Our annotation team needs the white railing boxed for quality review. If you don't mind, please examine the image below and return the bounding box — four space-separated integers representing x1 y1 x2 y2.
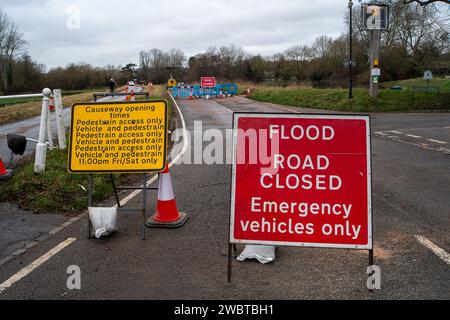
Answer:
0 93 44 100
0 89 67 173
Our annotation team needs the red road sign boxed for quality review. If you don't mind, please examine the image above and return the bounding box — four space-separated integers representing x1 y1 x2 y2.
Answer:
201 77 216 88
230 113 372 250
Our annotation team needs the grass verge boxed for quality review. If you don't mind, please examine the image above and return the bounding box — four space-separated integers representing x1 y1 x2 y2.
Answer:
382 77 450 92
0 88 172 215
248 86 450 112
0 149 126 214
0 86 128 125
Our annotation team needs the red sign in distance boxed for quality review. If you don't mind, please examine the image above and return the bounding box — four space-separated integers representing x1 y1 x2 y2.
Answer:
230 113 372 250
201 77 216 88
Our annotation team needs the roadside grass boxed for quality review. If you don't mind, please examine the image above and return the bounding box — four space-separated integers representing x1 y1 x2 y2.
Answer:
0 90 173 215
0 148 125 214
0 88 108 108
236 82 256 95
248 86 450 112
0 86 128 125
149 84 165 97
0 96 43 107
62 88 109 95
382 77 450 92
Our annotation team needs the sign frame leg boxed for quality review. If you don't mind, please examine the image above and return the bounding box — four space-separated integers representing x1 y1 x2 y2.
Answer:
141 173 147 241
87 174 93 239
110 174 121 208
368 249 375 293
227 243 233 283
368 126 375 292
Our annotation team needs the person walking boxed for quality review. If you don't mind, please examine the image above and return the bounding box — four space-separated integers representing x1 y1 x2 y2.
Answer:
107 78 116 95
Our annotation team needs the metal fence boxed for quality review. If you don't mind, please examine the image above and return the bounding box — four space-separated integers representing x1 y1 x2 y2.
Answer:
169 84 238 99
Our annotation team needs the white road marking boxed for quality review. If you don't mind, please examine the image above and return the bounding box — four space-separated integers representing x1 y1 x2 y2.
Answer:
415 235 450 265
114 91 189 207
389 131 403 135
375 132 450 155
406 126 450 131
0 238 76 294
427 139 448 145
438 147 450 154
211 101 233 113
226 96 301 114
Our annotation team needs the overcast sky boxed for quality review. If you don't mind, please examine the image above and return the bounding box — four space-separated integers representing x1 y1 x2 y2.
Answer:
2 0 349 70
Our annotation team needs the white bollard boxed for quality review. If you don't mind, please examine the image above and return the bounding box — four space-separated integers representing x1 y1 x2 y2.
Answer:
34 88 51 173
46 97 54 150
53 89 66 149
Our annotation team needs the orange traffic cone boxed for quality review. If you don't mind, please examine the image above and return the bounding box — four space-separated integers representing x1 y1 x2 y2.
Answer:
189 90 194 100
0 157 13 181
146 164 189 228
130 92 136 101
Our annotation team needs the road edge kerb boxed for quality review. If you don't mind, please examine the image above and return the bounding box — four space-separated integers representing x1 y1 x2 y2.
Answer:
0 92 186 268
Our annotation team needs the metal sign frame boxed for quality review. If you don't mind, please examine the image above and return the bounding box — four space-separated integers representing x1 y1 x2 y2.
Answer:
227 112 374 283
86 173 158 241
68 100 168 174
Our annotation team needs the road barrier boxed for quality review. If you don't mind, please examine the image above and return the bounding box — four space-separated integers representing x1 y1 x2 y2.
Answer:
169 84 238 99
0 93 43 100
93 92 150 102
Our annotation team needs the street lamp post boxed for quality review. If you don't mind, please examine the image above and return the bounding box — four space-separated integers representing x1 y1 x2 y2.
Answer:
348 0 354 100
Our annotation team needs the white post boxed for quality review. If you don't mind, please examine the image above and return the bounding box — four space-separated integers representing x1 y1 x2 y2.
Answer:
53 89 66 149
46 96 54 150
34 88 52 173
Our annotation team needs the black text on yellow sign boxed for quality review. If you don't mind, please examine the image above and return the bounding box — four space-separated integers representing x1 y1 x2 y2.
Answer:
68 100 168 174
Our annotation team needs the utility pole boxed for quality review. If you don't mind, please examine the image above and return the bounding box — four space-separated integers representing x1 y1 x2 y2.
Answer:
369 30 380 97
348 0 354 99
363 3 389 98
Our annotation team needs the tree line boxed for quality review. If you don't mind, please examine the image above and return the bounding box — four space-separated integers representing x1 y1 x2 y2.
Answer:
0 1 449 94
138 1 449 87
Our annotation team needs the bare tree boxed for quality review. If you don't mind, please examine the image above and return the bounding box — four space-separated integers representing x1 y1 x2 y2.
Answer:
138 48 186 83
168 48 186 69
311 35 333 59
285 45 312 62
0 10 26 93
404 0 450 6
285 45 312 80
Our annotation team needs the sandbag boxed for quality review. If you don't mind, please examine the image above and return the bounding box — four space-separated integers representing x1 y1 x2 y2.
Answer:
237 245 276 264
88 207 118 239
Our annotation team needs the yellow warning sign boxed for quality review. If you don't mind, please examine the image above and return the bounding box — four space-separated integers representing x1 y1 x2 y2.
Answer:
167 78 177 87
68 100 168 173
